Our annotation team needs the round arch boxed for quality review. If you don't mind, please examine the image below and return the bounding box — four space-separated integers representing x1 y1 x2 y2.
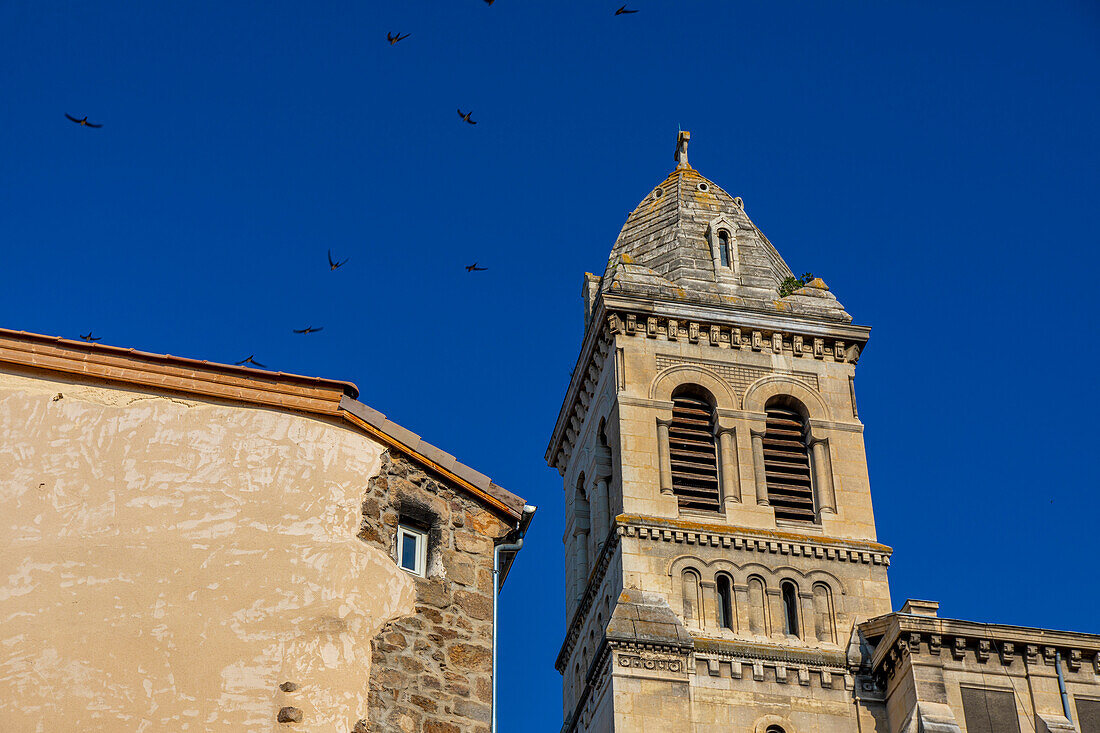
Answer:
649 364 738 409
742 374 830 420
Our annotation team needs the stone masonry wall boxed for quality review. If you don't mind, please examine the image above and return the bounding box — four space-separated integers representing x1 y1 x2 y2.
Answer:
356 451 513 733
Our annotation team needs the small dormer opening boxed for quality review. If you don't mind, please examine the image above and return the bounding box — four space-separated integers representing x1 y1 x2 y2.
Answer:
718 229 732 268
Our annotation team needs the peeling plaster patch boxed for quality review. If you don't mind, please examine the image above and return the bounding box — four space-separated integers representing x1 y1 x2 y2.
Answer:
0 371 417 730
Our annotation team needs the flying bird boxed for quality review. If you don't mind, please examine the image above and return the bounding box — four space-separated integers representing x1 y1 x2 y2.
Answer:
387 32 409 45
615 5 638 14
465 263 488 272
79 332 101 342
293 326 324 334
65 114 103 128
235 355 266 368
457 109 477 125
328 250 348 271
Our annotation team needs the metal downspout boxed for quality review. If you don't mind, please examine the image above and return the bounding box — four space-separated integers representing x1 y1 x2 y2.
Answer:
1055 650 1073 723
492 504 535 733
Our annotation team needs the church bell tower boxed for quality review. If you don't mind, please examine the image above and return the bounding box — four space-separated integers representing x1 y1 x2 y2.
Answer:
547 132 893 732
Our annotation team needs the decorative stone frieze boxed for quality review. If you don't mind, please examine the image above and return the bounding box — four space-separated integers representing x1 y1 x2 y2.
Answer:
617 515 892 566
550 304 866 466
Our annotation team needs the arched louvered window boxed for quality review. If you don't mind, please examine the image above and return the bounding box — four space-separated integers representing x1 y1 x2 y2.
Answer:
669 387 721 511
762 401 815 521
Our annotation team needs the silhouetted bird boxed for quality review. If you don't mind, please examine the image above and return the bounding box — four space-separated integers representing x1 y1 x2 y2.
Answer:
328 250 348 270
65 114 102 128
79 332 101 342
387 32 410 45
615 5 638 14
293 326 324 334
465 263 488 272
457 109 477 125
235 355 266 368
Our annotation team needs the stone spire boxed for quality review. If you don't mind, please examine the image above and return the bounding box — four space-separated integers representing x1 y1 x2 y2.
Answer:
599 132 852 323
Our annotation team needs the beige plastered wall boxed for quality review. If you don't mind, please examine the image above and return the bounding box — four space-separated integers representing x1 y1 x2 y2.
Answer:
0 370 416 732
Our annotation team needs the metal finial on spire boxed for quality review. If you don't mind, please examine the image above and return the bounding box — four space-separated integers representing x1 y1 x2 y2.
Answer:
674 130 691 170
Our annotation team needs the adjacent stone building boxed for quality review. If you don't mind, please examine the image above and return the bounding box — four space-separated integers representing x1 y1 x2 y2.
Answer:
0 328 533 732
546 132 1100 732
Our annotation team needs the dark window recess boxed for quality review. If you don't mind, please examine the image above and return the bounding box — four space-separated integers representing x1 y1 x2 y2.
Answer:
781 582 800 636
1078 698 1100 733
716 575 734 630
669 392 721 511
718 230 731 268
762 405 815 521
960 686 1021 733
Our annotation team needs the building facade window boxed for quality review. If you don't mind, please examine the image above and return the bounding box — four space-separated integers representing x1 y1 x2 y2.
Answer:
668 386 721 512
960 686 1022 733
716 573 735 630
781 581 800 637
762 400 816 522
397 523 428 577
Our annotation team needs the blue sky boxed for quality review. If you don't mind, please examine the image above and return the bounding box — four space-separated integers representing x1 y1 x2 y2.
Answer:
2 0 1098 728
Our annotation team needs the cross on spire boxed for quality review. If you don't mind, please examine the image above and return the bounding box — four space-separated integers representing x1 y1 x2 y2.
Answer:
674 130 691 170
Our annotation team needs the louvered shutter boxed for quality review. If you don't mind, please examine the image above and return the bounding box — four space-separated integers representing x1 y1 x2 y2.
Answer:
668 393 721 511
762 406 815 521
960 687 1021 733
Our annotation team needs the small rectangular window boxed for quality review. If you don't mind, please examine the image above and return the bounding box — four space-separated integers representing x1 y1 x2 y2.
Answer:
1078 697 1100 733
397 524 427 577
960 686 1021 733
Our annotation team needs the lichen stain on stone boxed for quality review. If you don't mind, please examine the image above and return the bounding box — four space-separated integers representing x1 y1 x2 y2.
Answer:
0 371 416 731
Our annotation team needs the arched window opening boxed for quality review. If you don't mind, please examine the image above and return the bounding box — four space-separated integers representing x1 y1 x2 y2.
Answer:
762 400 815 522
716 574 735 631
813 583 835 643
766 726 787 733
747 576 768 635
572 475 590 603
682 569 702 625
669 386 721 511
717 229 732 268
781 581 800 637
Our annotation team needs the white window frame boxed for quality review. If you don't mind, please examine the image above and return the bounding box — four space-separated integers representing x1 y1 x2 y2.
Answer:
397 524 428 577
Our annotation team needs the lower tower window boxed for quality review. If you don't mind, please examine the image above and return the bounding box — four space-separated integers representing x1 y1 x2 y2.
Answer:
781 581 800 637
716 574 734 630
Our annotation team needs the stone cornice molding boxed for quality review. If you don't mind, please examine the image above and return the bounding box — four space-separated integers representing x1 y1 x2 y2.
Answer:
693 637 855 689
601 293 872 341
618 514 892 566
861 613 1100 683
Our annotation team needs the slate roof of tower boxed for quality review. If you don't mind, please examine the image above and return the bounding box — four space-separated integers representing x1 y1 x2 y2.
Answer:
600 137 853 323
